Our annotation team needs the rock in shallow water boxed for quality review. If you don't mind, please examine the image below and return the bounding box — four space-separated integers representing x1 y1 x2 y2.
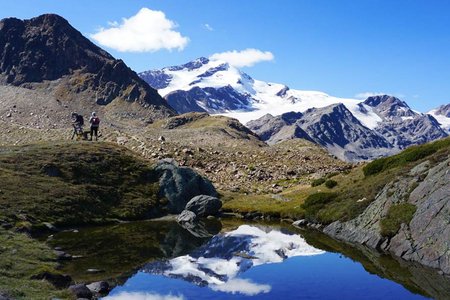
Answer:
68 284 92 299
86 281 110 294
185 195 222 217
177 210 197 223
292 219 308 227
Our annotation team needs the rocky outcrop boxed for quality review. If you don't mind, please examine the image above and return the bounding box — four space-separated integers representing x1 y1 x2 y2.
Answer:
324 157 450 275
156 159 218 214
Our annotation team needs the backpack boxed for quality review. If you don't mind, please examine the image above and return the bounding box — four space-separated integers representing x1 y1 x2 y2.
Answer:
91 116 100 125
76 115 84 126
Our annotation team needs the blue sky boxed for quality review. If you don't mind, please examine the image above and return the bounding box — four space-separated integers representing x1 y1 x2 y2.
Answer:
2 0 450 111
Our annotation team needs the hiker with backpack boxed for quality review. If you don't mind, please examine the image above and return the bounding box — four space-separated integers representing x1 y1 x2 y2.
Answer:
89 112 100 141
71 112 85 140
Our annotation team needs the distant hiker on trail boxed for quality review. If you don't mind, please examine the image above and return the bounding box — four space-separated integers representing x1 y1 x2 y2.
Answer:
71 112 85 140
89 112 100 141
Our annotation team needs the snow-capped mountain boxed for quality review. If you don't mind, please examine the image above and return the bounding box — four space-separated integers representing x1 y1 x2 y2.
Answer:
139 57 383 129
140 58 449 161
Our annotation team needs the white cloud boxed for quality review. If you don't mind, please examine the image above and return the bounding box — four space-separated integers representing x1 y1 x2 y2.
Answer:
210 48 274 67
355 92 387 99
91 8 189 52
204 23 214 31
103 292 185 300
355 92 405 100
211 278 271 296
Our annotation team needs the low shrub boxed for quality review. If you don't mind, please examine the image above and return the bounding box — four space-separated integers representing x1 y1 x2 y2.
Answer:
325 179 338 189
380 203 417 237
363 138 450 176
302 192 337 222
311 178 326 187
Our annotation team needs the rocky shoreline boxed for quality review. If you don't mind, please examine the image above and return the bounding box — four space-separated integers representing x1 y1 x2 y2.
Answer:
289 157 450 277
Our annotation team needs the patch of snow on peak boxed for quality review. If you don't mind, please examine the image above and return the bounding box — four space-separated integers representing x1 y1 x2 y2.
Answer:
428 109 450 133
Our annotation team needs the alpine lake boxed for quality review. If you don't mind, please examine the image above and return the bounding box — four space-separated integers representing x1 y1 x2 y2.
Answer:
44 218 450 300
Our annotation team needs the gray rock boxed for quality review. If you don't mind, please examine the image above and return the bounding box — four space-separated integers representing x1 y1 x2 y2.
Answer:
0 291 13 300
86 281 109 294
292 219 308 227
31 271 72 288
156 160 217 214
54 250 72 260
68 284 92 299
185 195 222 217
177 210 197 223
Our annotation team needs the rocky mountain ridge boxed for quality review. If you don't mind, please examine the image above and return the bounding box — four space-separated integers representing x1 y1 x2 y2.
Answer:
248 97 447 161
140 58 449 161
0 14 175 124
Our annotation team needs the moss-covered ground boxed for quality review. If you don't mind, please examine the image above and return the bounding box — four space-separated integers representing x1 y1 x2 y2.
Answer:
0 141 164 299
0 141 163 229
0 228 73 299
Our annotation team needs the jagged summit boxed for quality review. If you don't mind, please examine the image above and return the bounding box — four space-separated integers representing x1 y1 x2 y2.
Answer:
167 56 211 71
0 14 113 84
435 104 450 117
0 13 175 122
364 95 416 119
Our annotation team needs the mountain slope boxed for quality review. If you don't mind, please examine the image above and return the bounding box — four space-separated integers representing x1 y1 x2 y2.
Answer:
0 14 175 124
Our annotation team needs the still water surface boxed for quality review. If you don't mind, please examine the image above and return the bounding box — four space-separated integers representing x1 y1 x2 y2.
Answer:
49 219 449 300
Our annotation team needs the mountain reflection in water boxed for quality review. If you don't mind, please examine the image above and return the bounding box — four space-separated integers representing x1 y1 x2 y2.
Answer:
103 224 434 300
140 225 324 295
49 220 449 300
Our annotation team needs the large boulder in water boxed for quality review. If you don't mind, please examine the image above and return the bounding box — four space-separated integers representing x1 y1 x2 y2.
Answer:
185 195 222 217
156 159 217 214
177 210 197 223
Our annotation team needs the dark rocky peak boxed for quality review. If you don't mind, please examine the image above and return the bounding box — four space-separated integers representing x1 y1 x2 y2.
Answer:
168 57 210 71
198 63 229 78
302 103 356 122
140 70 173 90
276 85 290 97
363 95 416 119
280 111 303 124
0 14 114 85
0 13 175 118
435 104 450 117
363 95 402 107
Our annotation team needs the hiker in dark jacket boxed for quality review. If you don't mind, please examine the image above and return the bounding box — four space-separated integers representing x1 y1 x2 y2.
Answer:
71 112 84 140
89 112 100 141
